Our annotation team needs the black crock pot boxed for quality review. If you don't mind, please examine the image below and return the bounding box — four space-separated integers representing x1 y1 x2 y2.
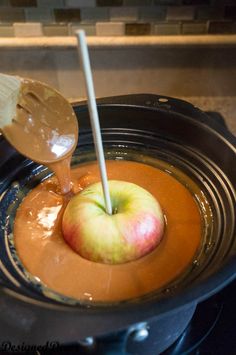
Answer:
0 94 235 352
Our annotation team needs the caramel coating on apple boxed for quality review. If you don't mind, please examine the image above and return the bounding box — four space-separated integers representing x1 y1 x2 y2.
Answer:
62 180 164 264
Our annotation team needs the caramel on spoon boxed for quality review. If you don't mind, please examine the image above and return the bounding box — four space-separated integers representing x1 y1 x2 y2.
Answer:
0 74 78 194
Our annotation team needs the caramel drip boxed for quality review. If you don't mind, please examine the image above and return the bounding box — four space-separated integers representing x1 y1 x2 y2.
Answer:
48 156 73 195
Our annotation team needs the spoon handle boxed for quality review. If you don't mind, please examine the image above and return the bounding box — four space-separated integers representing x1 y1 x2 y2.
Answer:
0 74 21 129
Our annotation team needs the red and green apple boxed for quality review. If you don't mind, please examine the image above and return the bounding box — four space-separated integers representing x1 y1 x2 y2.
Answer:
62 180 164 264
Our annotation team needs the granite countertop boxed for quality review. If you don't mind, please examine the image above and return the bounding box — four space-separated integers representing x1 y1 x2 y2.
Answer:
179 96 236 137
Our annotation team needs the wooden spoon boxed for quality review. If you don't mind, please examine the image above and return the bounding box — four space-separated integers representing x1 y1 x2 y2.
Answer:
0 73 78 165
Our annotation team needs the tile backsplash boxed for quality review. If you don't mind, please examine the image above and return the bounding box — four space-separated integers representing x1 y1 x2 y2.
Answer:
0 0 235 37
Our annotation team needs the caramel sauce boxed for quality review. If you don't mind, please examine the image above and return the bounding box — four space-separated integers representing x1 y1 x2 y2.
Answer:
14 160 203 302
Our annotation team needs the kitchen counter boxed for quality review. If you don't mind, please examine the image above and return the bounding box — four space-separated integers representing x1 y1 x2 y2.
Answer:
180 96 236 136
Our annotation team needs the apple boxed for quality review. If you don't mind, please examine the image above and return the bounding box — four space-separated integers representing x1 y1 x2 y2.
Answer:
62 180 164 264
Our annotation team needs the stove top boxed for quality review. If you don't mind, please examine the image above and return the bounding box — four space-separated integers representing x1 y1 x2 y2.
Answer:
163 277 236 355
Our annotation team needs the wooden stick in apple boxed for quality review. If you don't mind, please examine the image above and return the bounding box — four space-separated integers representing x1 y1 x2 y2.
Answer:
76 30 112 216
64 30 165 264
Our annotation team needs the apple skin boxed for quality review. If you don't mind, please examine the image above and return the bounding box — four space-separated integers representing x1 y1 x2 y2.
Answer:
62 180 164 264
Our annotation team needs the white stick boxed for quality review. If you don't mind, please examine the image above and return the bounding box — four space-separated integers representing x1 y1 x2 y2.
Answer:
76 30 112 215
